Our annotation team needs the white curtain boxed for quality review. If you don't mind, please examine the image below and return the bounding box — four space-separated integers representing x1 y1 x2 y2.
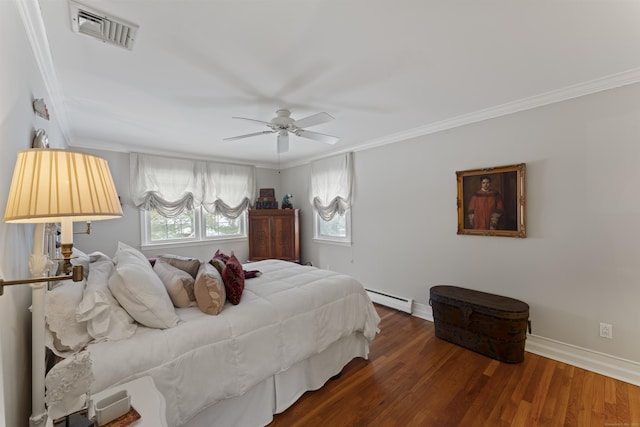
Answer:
201 162 256 219
309 152 353 221
130 153 255 218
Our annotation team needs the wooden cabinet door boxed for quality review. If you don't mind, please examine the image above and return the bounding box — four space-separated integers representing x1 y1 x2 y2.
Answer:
248 209 300 262
248 214 272 260
272 214 295 260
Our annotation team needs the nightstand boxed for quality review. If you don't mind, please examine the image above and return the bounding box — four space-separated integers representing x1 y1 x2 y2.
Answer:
46 376 167 427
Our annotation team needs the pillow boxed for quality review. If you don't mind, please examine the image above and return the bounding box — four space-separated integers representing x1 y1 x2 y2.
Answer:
153 258 196 308
194 262 226 315
45 279 92 356
76 253 137 342
209 249 230 274
109 243 180 329
209 250 260 279
209 257 225 275
157 254 200 279
212 249 230 263
112 241 150 266
221 253 244 305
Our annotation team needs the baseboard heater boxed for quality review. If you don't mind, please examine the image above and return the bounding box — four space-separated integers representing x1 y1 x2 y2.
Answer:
366 289 413 314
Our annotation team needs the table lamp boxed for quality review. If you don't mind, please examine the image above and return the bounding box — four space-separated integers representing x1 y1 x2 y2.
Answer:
1 148 123 426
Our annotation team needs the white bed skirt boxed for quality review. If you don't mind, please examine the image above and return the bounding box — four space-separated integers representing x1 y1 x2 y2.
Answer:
183 331 371 427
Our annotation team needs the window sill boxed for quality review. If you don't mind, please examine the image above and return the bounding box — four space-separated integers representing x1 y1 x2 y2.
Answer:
312 238 352 247
141 236 247 251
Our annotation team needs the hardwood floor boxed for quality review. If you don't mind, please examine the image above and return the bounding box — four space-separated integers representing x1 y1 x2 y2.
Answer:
269 304 640 427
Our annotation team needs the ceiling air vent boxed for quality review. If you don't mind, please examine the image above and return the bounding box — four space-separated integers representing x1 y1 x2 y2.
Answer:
70 1 138 50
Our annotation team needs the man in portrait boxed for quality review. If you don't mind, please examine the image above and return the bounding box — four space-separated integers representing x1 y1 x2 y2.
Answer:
467 175 504 230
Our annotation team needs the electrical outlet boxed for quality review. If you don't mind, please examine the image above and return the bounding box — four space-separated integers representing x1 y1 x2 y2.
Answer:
599 323 613 339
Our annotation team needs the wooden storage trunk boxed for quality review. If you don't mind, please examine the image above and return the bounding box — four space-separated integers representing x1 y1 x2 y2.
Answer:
429 285 530 363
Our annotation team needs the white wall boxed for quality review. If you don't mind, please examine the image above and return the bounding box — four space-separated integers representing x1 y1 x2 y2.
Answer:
282 82 640 364
0 1 67 425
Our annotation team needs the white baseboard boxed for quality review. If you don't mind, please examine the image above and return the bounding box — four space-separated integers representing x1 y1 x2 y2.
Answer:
410 302 640 386
412 301 433 321
366 289 413 314
525 335 640 386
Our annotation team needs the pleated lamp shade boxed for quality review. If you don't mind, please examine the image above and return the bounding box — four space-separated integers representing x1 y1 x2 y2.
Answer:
3 149 123 225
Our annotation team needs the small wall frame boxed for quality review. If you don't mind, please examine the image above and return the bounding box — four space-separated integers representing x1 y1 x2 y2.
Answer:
456 163 526 238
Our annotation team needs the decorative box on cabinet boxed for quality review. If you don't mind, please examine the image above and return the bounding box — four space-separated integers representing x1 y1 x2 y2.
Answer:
248 209 300 263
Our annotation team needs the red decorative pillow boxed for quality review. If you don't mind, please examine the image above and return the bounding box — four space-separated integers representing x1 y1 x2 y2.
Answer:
221 253 244 305
212 249 230 263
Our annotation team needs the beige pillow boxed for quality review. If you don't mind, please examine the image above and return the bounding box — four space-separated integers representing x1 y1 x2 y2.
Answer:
153 258 196 308
157 254 201 279
209 257 225 275
194 262 226 315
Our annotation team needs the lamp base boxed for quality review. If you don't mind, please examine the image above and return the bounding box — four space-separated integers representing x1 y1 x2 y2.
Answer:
60 243 73 274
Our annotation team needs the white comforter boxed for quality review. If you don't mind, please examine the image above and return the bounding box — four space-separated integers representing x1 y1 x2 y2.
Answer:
87 260 380 426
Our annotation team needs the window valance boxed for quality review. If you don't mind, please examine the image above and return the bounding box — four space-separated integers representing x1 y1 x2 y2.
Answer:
130 153 255 218
309 152 353 221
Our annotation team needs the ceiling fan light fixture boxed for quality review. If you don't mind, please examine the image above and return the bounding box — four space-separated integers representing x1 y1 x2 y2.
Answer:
277 130 289 154
225 109 338 153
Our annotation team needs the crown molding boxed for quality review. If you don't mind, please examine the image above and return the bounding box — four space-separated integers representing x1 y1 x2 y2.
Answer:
349 67 640 153
17 0 73 145
20 0 640 168
283 67 640 170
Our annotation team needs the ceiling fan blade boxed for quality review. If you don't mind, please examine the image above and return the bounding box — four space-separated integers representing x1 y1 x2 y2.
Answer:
232 117 276 128
293 112 334 129
295 129 339 145
277 131 289 153
223 130 274 141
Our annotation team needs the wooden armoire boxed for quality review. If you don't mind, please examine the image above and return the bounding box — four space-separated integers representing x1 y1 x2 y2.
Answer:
248 209 300 263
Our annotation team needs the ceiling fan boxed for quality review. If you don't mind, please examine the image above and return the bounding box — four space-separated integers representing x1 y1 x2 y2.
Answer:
224 109 339 154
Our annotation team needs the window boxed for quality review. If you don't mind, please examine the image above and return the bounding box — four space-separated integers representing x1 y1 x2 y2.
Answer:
204 210 244 237
314 211 351 244
131 153 255 246
149 209 195 241
144 208 246 245
310 152 353 245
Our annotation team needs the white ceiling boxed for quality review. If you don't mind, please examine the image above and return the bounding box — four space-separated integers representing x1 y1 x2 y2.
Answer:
33 0 640 168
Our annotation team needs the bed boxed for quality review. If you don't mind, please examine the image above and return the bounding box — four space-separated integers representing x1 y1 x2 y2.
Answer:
43 242 380 427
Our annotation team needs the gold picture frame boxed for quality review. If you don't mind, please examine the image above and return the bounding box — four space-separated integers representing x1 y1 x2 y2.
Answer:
456 163 526 238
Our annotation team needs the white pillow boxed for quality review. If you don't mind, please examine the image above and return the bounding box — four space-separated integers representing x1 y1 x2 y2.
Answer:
153 258 196 308
109 243 180 329
45 279 92 356
112 241 151 266
76 253 137 342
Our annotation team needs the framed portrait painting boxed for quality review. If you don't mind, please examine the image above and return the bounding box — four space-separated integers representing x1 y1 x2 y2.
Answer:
456 163 526 238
